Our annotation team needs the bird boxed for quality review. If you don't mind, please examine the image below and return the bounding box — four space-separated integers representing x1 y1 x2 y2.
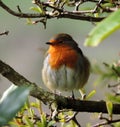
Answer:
42 33 90 98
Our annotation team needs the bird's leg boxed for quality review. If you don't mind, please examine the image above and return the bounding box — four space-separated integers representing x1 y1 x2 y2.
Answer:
79 88 86 100
72 90 75 99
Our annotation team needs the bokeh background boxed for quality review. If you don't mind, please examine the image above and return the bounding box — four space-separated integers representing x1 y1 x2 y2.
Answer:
0 0 120 126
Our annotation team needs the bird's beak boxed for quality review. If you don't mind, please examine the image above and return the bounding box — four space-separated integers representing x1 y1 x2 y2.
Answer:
46 42 52 45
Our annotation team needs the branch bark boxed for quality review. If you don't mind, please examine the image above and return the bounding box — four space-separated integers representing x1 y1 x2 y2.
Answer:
0 59 120 114
0 0 104 22
0 31 9 36
0 0 43 18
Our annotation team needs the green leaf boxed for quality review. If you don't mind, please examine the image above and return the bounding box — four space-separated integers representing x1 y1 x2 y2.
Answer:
24 116 34 127
47 120 56 127
84 9 120 47
112 122 120 127
36 113 47 127
27 18 33 25
30 6 45 15
41 113 47 127
107 93 120 103
30 7 43 13
106 101 113 117
0 84 30 126
86 90 96 100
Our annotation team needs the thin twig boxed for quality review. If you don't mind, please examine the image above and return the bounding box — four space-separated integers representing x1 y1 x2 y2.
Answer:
93 0 104 13
75 0 84 11
108 82 120 88
32 18 47 29
0 0 104 22
0 30 9 36
93 118 120 127
112 66 120 77
17 5 22 13
65 112 81 127
33 0 64 12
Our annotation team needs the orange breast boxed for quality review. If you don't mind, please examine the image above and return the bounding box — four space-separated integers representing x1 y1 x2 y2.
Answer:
48 45 79 69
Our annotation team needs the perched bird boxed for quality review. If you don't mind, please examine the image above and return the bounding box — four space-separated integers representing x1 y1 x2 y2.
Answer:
42 33 90 97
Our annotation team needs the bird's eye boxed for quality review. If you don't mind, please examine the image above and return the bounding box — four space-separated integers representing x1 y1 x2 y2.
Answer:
58 41 63 44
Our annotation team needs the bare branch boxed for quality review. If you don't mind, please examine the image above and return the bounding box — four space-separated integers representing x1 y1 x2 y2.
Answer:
16 5 22 13
0 0 43 18
0 0 104 22
0 59 120 114
60 11 104 22
93 114 120 127
0 30 9 36
108 82 120 88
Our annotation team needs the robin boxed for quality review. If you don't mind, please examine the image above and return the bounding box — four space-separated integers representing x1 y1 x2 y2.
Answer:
42 33 90 98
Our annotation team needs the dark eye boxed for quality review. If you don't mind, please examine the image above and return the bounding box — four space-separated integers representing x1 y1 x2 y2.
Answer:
58 41 63 44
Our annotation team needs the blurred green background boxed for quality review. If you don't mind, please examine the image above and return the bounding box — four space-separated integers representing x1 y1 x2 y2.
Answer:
0 0 120 126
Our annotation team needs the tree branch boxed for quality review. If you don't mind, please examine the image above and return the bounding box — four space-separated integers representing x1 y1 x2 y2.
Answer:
0 0 104 22
0 0 43 18
93 117 120 127
0 30 9 36
0 59 120 114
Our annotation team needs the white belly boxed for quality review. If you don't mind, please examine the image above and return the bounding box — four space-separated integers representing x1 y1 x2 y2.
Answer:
42 55 85 92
